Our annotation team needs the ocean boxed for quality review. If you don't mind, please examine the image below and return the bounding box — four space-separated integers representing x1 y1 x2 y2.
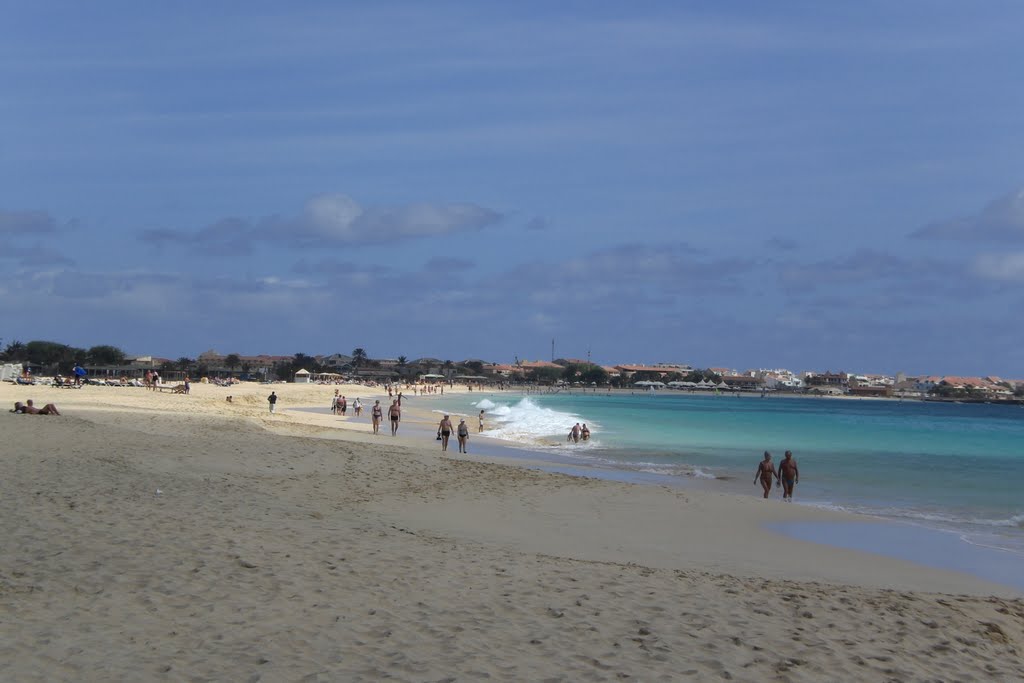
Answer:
427 390 1024 558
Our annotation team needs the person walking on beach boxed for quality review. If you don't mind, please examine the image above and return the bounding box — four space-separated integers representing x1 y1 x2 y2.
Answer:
754 451 779 499
437 414 453 451
389 400 401 435
478 409 485 433
339 395 348 416
267 391 278 414
779 450 799 501
371 399 383 434
354 398 362 417
457 418 470 453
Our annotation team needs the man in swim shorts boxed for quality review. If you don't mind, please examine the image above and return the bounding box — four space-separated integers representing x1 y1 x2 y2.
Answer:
753 451 778 499
778 450 799 501
437 414 453 451
389 400 401 435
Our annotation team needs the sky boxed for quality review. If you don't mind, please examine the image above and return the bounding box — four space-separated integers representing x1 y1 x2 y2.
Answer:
3 1 1024 376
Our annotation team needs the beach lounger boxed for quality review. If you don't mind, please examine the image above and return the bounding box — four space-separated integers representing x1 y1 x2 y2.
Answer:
171 384 188 394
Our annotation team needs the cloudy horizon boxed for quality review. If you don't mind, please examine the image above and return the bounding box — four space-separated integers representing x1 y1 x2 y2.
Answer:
3 3 1024 376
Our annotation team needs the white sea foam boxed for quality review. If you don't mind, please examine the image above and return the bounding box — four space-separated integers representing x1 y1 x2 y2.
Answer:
477 397 592 446
802 501 1024 535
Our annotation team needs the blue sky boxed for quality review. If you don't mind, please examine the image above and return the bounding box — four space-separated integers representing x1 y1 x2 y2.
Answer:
3 2 1024 375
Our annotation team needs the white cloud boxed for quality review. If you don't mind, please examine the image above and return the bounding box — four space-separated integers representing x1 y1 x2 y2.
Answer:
0 210 59 234
913 187 1024 241
971 252 1024 282
141 193 502 250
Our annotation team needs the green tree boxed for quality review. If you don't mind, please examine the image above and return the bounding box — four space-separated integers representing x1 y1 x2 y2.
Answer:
527 367 563 384
177 357 194 372
580 364 609 385
224 353 241 376
273 361 292 381
561 363 580 382
397 355 408 367
2 340 27 361
464 360 484 375
25 340 83 372
351 348 368 367
87 345 126 366
684 368 722 383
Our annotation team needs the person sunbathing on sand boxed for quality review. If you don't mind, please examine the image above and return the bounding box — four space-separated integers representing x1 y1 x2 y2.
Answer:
12 400 61 415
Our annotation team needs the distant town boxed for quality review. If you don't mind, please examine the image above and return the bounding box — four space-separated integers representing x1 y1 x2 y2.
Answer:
2 339 1023 402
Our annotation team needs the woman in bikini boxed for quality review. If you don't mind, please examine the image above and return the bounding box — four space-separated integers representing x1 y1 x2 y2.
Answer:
753 451 778 499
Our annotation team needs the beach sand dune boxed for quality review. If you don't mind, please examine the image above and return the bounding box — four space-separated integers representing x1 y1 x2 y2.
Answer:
1 383 1023 681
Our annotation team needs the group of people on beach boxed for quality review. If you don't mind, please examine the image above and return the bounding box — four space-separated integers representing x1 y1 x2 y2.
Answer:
368 398 401 436
567 423 591 443
754 451 799 501
436 414 470 453
330 391 363 417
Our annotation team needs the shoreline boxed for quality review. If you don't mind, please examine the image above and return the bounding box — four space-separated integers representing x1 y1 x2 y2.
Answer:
3 380 1023 680
390 389 1024 587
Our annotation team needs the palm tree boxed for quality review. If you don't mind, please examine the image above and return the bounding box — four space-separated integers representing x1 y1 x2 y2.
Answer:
397 355 407 367
225 353 241 377
2 340 26 361
351 348 368 368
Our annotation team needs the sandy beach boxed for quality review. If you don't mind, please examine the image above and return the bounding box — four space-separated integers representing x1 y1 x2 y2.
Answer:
2 380 1022 681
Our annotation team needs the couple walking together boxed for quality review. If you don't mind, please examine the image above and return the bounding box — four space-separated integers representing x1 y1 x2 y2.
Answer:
754 451 799 501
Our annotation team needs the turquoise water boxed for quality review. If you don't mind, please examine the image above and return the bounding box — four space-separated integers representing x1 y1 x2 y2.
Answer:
428 391 1024 553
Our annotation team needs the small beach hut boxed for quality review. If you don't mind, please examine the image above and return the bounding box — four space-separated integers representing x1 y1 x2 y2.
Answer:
293 368 311 384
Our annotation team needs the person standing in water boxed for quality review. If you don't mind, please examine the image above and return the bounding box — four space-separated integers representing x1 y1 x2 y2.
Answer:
478 409 485 433
753 451 779 499
568 423 581 443
580 424 590 441
778 450 799 501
